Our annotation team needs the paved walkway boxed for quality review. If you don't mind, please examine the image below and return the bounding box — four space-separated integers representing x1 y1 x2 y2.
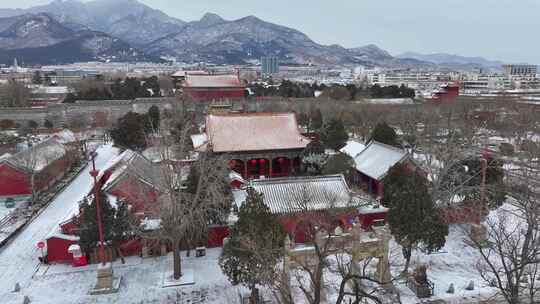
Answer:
0 145 118 294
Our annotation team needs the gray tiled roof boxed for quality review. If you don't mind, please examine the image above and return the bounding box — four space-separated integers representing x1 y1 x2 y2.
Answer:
234 175 374 214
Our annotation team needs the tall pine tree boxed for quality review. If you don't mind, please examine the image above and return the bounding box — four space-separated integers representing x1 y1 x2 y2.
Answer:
110 111 148 151
310 108 323 131
382 163 448 274
219 188 286 302
321 118 349 151
370 122 400 147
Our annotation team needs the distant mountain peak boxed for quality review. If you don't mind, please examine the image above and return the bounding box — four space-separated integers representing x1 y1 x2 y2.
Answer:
0 0 186 47
239 15 262 23
397 51 504 69
349 44 393 61
199 12 225 26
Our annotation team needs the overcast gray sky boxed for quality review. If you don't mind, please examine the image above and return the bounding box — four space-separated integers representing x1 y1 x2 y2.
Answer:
5 0 540 64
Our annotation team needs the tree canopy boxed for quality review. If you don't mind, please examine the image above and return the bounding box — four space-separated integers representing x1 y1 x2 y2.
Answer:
110 112 148 151
322 153 355 178
219 188 286 301
370 122 400 147
78 193 116 254
321 118 349 151
78 193 132 258
382 163 448 273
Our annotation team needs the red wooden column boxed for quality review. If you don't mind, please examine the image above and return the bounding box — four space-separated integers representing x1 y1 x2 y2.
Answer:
269 158 273 178
288 158 294 176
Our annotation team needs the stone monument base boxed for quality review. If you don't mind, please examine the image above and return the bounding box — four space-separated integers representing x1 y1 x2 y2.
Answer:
90 263 121 295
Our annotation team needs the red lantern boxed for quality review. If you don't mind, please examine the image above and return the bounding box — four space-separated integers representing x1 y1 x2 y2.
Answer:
250 159 257 165
278 157 285 164
259 159 266 165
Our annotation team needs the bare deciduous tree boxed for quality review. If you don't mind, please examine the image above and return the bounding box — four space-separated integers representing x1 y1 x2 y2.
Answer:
468 155 540 304
137 105 232 280
270 187 396 304
0 79 31 108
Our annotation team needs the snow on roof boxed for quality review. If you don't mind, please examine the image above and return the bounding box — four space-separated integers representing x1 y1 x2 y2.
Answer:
68 244 81 252
185 74 244 88
52 129 77 144
47 229 80 241
31 85 70 94
191 133 208 151
97 149 134 181
171 70 208 77
205 113 310 153
101 149 160 191
7 138 66 172
363 98 415 105
340 140 366 158
0 153 11 161
357 205 389 214
353 141 408 181
233 175 372 214
141 218 161 231
229 171 245 183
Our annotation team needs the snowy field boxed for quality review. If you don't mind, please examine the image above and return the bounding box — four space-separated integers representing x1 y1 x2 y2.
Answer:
391 225 498 304
0 145 119 297
7 248 242 304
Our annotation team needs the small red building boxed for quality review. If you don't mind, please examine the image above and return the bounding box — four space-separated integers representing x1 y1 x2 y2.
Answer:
351 141 413 198
183 74 246 101
45 233 80 264
432 83 460 102
0 138 76 205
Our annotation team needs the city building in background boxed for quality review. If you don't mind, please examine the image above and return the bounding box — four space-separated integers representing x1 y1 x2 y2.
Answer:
503 64 538 76
261 56 279 76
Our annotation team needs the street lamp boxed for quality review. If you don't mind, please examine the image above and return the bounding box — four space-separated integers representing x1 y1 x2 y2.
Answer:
89 151 105 265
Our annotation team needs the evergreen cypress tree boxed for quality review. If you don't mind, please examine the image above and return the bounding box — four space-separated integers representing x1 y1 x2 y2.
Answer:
43 119 54 129
322 153 354 177
382 164 448 274
310 108 323 131
111 200 132 264
110 112 148 151
321 118 349 151
302 140 328 175
78 193 116 256
219 188 286 302
370 122 400 147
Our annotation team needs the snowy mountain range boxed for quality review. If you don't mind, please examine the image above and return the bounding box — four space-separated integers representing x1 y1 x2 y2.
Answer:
397 52 504 70
0 13 155 65
0 0 504 68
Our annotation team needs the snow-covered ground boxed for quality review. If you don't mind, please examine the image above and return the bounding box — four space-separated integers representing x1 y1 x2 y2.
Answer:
391 226 497 304
0 145 119 296
8 248 241 304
